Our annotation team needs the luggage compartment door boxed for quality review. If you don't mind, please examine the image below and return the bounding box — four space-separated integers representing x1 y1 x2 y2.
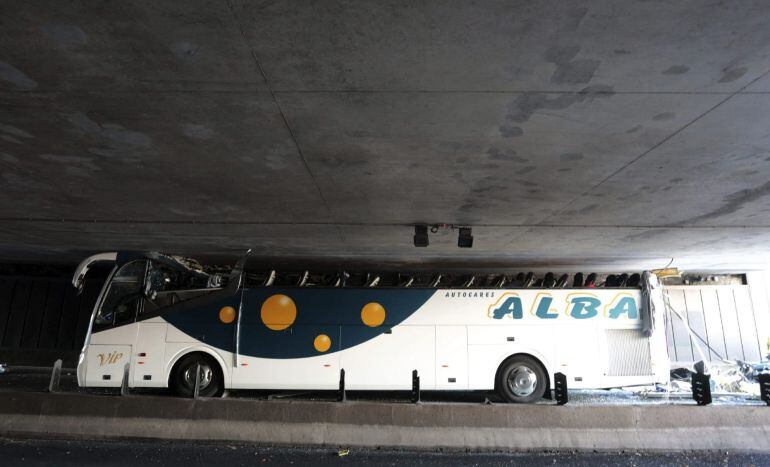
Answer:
435 325 468 390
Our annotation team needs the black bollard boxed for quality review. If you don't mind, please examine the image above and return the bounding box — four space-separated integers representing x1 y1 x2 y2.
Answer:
411 369 420 403
554 372 568 405
48 359 62 393
759 373 770 406
692 372 712 406
338 368 346 402
120 362 130 396
193 363 201 399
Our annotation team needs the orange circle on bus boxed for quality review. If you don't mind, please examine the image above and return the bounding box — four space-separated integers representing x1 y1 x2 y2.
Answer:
314 334 331 352
260 294 297 331
219 306 237 324
360 302 386 327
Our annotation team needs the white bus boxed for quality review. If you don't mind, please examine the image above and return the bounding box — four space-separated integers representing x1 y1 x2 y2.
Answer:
73 252 669 403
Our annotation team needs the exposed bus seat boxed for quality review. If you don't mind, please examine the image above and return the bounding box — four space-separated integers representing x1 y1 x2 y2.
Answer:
297 270 309 287
263 270 276 286
616 273 629 287
522 272 535 288
573 272 584 287
512 272 525 287
627 273 641 287
365 275 380 287
585 273 598 287
543 272 555 288
333 271 349 287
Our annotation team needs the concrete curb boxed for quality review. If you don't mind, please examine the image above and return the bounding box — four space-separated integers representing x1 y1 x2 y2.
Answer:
1 392 768 451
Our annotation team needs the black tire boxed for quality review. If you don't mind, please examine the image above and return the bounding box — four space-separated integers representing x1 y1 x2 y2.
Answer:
171 353 223 398
495 355 547 403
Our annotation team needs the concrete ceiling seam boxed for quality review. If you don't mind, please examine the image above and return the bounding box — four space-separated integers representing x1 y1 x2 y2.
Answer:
540 67 770 223
222 0 345 248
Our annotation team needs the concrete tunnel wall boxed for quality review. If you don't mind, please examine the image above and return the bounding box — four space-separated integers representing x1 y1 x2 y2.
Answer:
0 272 107 367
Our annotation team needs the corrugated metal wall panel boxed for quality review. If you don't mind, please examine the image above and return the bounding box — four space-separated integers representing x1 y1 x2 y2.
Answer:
682 288 709 359
666 289 694 363
665 283 767 365
733 288 762 362
746 271 770 358
699 288 728 361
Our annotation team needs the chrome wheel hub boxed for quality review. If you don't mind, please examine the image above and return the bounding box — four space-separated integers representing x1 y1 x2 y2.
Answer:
507 365 537 397
183 363 212 390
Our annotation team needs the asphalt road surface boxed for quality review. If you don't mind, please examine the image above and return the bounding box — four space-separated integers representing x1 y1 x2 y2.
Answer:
1 437 768 467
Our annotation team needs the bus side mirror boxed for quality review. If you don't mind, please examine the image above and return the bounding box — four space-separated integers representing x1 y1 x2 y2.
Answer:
71 252 118 296
72 274 85 296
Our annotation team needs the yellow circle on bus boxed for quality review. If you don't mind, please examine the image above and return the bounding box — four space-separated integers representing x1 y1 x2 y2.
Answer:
360 302 386 327
219 306 236 324
314 334 331 352
260 294 297 331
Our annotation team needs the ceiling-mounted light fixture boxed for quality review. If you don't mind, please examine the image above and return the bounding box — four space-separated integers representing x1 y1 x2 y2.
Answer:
413 225 429 247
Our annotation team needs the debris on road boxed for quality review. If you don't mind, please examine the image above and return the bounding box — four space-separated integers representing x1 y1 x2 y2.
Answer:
663 359 770 398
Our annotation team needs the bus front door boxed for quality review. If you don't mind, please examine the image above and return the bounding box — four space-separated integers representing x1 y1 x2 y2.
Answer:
83 259 146 386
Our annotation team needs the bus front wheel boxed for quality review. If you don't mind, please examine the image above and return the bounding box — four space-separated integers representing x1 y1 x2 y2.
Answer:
171 353 224 398
495 355 547 403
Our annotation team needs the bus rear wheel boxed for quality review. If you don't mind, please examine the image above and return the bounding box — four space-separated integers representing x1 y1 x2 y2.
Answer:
496 355 547 403
171 353 223 398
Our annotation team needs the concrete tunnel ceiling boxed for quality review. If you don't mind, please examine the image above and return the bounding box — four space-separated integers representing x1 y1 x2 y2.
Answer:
1 1 770 271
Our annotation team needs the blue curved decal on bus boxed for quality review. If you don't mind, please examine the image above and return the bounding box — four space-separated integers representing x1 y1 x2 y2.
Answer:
161 288 435 359
158 289 640 360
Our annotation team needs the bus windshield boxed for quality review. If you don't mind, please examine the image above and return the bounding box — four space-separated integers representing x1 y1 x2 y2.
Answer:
95 259 146 326
94 255 226 326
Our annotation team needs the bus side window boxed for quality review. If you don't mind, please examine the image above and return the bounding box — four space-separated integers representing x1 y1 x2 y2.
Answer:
141 260 216 313
95 260 147 326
